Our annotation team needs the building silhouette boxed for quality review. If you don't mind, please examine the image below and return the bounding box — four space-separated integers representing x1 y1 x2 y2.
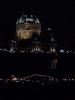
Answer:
8 14 58 75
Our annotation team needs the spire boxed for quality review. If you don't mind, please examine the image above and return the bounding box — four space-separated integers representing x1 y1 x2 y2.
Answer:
47 28 57 53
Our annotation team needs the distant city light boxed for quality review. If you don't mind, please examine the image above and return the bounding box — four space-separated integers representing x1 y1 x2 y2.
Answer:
52 48 56 52
12 77 17 81
47 28 52 31
67 51 69 53
60 49 64 53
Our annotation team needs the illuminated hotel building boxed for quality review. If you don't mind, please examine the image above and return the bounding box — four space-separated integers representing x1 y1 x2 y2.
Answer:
8 14 58 74
16 14 41 40
9 14 57 54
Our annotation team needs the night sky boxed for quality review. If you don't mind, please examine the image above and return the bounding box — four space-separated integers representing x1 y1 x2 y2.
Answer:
0 0 75 49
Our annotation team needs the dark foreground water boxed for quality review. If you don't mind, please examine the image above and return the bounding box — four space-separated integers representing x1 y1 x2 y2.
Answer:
0 87 75 100
0 52 75 76
0 52 75 99
0 52 58 76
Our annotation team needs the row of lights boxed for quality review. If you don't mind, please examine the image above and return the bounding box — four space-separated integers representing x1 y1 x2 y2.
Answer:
62 78 75 82
59 49 75 54
0 74 57 82
1 75 75 85
7 48 56 53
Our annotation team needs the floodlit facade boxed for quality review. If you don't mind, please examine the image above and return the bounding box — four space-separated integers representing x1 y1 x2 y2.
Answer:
9 14 57 54
16 14 41 40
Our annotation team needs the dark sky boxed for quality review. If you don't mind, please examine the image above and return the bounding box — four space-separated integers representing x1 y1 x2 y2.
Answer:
0 0 75 48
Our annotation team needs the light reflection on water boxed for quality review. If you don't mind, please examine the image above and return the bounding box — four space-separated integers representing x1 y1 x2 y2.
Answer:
48 59 58 69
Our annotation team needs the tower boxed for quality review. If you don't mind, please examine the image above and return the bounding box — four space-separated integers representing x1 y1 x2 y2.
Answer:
47 28 57 53
10 40 17 53
31 32 41 53
49 33 56 53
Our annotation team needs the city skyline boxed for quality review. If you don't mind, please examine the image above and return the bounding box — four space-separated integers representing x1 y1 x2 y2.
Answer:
0 0 75 94
0 0 75 48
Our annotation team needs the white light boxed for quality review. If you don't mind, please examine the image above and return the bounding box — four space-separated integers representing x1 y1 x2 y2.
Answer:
48 28 52 31
50 49 53 52
36 19 40 24
53 49 56 52
56 79 58 81
26 18 34 22
67 51 69 53
72 78 74 81
0 78 3 81
63 78 67 81
60 49 64 53
69 79 71 81
52 78 54 81
31 15 33 17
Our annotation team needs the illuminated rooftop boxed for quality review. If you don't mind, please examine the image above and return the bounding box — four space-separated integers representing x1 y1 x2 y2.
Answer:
16 14 40 24
16 14 41 40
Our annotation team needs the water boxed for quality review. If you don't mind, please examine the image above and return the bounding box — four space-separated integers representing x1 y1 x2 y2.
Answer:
0 52 75 76
0 52 75 99
0 52 57 75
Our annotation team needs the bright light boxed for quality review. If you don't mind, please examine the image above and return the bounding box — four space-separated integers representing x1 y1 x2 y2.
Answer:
50 49 53 52
67 51 69 53
12 77 17 81
63 78 67 81
53 48 56 52
72 78 74 81
60 49 64 53
48 28 52 31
